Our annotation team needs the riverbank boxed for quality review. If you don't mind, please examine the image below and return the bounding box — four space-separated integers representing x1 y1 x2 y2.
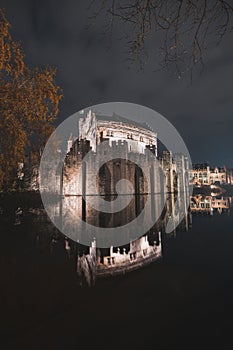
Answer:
192 184 233 197
0 191 43 215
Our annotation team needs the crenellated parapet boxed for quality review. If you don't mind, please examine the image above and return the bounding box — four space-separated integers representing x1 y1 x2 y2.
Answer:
62 138 162 197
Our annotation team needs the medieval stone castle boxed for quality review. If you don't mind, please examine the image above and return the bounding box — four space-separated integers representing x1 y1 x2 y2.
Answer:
62 110 190 196
17 110 231 285
15 110 231 285
55 110 191 285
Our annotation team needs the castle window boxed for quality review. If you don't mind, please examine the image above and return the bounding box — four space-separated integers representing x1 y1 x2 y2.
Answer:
111 131 114 137
140 136 143 142
106 130 110 136
143 249 147 256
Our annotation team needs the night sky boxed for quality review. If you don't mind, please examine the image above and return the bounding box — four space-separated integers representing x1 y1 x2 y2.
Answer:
1 0 233 166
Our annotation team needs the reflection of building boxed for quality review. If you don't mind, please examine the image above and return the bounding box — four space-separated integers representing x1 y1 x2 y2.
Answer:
77 232 162 285
211 196 229 212
190 163 227 185
47 110 191 285
190 195 230 214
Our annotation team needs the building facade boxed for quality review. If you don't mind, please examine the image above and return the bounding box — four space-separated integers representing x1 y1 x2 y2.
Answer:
190 163 227 185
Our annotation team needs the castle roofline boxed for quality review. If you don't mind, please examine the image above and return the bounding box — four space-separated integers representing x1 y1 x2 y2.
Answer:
95 112 155 133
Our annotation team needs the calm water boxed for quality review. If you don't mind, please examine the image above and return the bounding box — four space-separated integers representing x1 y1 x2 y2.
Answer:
1 193 233 349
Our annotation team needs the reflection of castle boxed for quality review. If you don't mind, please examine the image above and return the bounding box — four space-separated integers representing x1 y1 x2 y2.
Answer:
50 110 191 285
77 233 162 285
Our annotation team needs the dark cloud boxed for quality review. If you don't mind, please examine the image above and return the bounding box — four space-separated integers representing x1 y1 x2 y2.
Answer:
1 0 233 166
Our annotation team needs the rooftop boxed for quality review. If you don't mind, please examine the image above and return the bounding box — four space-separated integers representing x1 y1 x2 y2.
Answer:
95 112 155 133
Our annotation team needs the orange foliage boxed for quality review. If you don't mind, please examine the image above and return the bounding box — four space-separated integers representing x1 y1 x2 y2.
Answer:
0 9 63 190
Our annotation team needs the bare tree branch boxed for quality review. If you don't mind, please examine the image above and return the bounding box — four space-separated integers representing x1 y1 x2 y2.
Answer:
89 0 233 77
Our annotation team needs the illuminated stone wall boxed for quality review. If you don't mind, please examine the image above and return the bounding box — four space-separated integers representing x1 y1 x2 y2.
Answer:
79 110 158 156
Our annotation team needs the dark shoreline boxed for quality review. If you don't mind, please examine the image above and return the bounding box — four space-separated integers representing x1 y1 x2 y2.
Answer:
0 191 43 215
192 184 233 196
1 184 233 212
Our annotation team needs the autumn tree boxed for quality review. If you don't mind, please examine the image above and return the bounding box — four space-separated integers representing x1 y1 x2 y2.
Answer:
0 9 62 190
90 0 233 77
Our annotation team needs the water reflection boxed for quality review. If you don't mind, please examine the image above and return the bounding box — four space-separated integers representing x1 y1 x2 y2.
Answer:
190 194 231 214
32 191 192 286
0 191 232 287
